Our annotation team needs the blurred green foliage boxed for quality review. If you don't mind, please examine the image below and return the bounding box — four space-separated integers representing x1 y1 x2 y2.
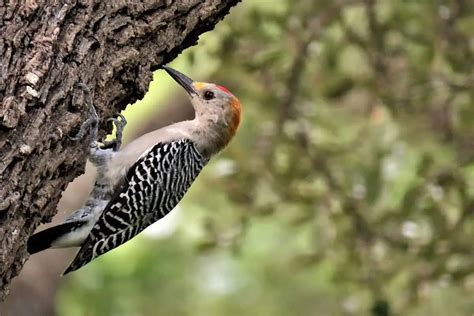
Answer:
58 0 473 315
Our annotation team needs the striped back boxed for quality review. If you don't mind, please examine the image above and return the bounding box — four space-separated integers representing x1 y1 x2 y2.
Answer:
64 139 207 274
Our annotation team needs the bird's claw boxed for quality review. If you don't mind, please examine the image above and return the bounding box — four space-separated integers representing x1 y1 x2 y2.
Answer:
100 113 127 152
70 83 127 152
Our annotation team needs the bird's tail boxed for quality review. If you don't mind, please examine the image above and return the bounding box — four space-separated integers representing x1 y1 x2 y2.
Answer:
27 221 85 254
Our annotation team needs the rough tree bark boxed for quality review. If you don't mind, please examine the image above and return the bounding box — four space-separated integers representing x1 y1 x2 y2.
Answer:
0 0 240 300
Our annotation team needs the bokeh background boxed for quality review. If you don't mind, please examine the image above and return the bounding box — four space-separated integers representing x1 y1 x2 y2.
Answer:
3 0 474 315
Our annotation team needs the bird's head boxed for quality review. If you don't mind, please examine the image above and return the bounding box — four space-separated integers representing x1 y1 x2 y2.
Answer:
163 65 242 144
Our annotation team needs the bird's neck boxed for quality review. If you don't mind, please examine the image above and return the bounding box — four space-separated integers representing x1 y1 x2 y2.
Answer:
190 116 234 157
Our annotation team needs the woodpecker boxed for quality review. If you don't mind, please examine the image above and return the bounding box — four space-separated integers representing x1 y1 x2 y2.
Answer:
27 66 242 274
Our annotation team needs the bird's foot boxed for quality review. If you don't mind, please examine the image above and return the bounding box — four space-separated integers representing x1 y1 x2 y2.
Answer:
100 113 127 152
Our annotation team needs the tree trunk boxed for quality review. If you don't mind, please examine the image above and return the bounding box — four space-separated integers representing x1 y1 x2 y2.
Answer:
0 0 240 300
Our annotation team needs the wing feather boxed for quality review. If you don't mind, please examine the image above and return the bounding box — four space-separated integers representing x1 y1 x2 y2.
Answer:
63 139 206 274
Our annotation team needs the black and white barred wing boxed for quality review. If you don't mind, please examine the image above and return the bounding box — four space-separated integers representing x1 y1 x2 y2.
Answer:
63 139 207 274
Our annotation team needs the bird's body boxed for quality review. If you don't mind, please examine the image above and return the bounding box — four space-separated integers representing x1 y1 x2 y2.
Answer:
27 66 241 274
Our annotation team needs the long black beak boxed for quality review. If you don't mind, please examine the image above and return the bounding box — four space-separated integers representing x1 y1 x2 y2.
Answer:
162 65 197 96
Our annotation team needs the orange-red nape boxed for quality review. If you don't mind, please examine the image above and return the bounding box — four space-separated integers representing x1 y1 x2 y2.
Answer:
217 85 241 136
229 96 242 136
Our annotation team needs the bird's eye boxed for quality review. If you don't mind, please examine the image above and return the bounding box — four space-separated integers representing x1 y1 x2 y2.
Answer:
204 90 215 100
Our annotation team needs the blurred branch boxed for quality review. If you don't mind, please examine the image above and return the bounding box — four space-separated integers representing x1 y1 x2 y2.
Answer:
266 0 362 165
